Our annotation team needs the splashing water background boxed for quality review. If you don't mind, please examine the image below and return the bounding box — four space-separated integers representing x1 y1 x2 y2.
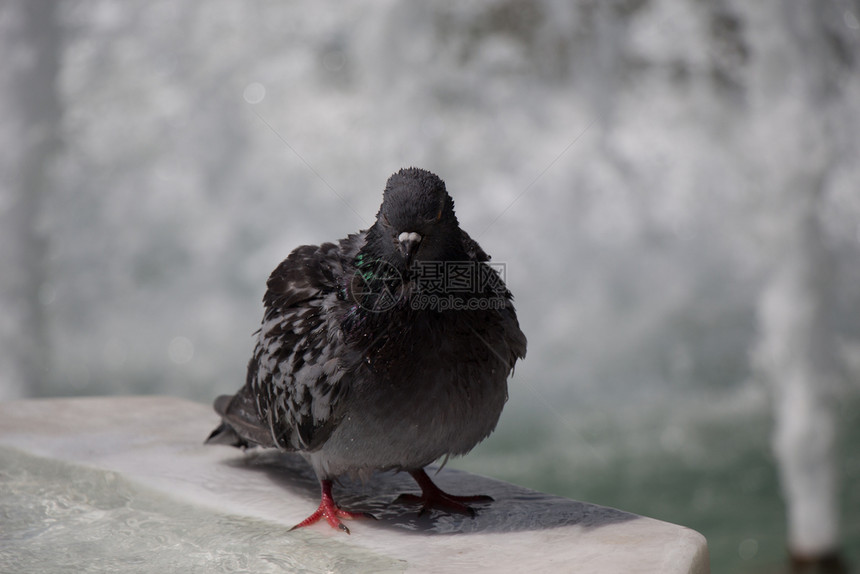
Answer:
1 1 859 572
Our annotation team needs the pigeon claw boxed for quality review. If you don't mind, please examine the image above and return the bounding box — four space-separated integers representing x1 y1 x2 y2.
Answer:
396 492 485 517
398 468 494 517
291 479 366 534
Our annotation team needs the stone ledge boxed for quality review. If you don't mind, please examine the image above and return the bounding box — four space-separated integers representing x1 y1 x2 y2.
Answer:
0 396 709 573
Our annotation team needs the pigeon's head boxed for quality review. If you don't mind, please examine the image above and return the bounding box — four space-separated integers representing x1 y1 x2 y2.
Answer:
367 168 464 267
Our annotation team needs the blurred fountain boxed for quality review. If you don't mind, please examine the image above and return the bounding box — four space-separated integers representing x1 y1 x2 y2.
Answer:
753 194 847 573
746 1 852 571
0 0 61 399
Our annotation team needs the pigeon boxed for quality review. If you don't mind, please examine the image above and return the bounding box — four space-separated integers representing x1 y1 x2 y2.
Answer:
207 167 527 533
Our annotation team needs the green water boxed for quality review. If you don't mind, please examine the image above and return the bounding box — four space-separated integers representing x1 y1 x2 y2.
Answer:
2 391 856 573
450 390 860 574
0 448 405 574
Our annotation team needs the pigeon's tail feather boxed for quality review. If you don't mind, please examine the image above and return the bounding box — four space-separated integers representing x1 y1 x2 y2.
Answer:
205 386 275 449
213 394 233 417
205 421 250 447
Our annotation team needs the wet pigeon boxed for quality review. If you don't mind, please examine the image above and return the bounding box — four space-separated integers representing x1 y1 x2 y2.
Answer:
207 167 527 533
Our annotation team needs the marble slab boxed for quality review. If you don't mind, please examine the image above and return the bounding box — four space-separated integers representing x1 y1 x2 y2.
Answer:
0 396 709 573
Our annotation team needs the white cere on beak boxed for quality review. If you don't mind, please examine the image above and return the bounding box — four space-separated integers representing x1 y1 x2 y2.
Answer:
398 231 422 244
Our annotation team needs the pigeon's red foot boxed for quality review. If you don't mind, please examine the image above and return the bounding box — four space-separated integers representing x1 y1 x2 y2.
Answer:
397 468 494 517
290 479 366 534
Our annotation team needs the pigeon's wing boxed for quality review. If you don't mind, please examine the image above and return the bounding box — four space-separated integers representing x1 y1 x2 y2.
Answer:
460 229 490 262
459 229 527 367
250 240 357 452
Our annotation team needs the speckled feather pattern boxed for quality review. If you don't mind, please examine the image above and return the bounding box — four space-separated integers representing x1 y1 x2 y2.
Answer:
209 168 527 483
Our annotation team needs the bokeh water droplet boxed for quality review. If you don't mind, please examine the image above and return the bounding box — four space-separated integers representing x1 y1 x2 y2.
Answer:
243 82 266 104
168 336 194 365
738 538 758 560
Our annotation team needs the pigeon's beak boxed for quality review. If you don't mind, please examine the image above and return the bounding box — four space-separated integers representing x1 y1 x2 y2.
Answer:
398 231 422 263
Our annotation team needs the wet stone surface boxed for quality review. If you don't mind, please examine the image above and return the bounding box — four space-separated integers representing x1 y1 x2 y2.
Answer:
0 396 709 573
